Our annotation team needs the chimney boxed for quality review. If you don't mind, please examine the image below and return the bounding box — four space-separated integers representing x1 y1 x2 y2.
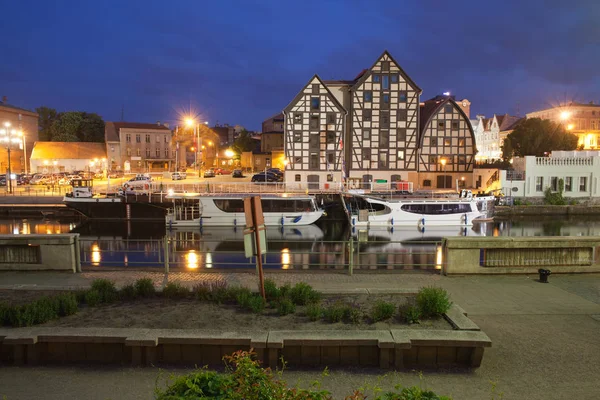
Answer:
163 122 169 128
1 96 6 104
156 120 161 126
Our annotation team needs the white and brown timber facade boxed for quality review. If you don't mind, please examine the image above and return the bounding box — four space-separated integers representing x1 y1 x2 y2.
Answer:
282 50 476 190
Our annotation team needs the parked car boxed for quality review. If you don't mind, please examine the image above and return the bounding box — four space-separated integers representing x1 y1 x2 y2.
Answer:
232 169 244 178
58 175 82 185
171 171 187 180
251 172 280 183
30 174 54 185
203 169 216 178
18 174 32 185
214 168 232 175
267 168 284 177
108 171 124 179
93 172 104 179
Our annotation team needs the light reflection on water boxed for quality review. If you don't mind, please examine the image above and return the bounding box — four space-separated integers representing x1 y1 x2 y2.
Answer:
2 215 600 271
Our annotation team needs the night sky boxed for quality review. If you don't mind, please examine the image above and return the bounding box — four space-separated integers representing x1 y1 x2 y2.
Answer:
2 0 599 131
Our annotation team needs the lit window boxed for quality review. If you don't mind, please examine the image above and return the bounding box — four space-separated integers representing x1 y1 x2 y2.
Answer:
397 150 405 160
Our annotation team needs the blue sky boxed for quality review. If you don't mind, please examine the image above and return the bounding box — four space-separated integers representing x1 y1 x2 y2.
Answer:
1 0 599 130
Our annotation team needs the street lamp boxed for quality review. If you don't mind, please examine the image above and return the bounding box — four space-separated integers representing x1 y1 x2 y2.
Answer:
439 158 447 189
560 111 571 121
0 122 23 193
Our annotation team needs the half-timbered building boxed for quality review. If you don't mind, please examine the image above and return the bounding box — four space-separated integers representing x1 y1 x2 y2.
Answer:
418 95 477 189
283 75 347 186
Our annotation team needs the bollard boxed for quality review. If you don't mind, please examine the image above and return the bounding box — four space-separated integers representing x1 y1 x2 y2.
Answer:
538 268 551 283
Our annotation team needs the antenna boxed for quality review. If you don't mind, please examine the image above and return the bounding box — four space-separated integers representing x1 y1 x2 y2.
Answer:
121 105 124 121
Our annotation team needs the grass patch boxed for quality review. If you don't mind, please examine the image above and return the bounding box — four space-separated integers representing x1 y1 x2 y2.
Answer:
370 301 396 322
416 287 452 318
162 282 190 299
134 278 156 298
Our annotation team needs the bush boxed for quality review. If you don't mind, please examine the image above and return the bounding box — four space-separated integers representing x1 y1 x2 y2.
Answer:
192 282 212 301
371 301 395 322
343 303 362 324
275 298 296 316
279 283 292 298
90 279 118 303
289 282 321 306
162 282 190 299
119 283 137 300
209 281 231 304
264 279 280 301
378 386 452 399
416 287 452 318
398 303 421 324
56 293 78 316
247 295 266 314
323 302 346 323
84 289 102 307
0 303 7 325
134 278 156 298
306 302 323 321
235 287 253 308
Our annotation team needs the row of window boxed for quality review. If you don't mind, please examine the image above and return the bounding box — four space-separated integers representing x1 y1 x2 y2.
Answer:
400 203 473 215
428 155 467 165
535 177 588 192
125 134 170 143
362 128 407 141
364 90 408 103
213 199 315 213
436 120 461 130
125 148 175 157
431 137 467 147
293 112 337 125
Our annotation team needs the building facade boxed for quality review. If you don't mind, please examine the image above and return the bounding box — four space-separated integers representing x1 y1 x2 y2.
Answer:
526 102 600 150
283 75 346 185
30 142 107 173
418 96 477 189
474 114 522 161
105 122 174 172
0 98 39 174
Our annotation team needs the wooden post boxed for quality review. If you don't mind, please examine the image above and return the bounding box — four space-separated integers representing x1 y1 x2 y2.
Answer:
244 196 266 299
163 236 170 273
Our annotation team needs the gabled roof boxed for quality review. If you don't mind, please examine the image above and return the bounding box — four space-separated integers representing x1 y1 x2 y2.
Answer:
418 96 475 145
105 121 170 142
352 50 422 93
0 102 38 117
497 114 522 131
283 74 347 115
31 142 107 160
105 122 119 142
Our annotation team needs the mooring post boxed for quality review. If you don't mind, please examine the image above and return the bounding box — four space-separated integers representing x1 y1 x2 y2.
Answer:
348 237 354 276
163 236 170 273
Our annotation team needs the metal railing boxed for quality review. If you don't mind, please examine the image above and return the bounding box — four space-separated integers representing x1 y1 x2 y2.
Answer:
79 237 442 273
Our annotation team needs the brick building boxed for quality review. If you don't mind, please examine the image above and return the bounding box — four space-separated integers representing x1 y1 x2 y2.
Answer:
0 97 39 174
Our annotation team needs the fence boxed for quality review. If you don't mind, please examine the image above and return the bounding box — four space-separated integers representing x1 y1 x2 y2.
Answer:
79 236 442 273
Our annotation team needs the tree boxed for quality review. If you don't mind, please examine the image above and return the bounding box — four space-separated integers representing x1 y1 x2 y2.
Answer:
501 118 578 160
36 106 58 141
231 129 256 157
78 112 105 142
50 112 83 142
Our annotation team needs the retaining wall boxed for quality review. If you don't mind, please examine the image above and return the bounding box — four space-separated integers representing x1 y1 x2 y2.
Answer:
443 236 600 275
0 234 80 272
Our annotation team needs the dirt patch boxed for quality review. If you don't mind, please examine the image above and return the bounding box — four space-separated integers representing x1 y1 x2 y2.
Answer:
0 290 68 306
39 294 452 331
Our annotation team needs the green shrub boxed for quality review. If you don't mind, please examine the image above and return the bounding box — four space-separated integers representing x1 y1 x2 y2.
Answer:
235 287 253 308
378 386 452 399
56 293 78 316
306 302 323 321
289 282 321 305
416 287 452 318
210 281 231 304
398 303 421 324
343 304 362 324
192 282 212 301
275 298 296 316
264 279 280 301
119 283 137 300
279 283 292 298
90 279 118 303
247 295 266 314
323 302 345 323
0 303 7 325
84 289 102 307
162 282 190 299
371 301 395 322
134 278 156 297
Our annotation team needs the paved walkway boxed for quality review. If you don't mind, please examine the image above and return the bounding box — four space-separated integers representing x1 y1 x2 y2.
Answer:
1 270 599 400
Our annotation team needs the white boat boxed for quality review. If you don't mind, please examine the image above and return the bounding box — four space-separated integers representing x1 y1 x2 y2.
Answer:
165 193 325 227
344 194 485 228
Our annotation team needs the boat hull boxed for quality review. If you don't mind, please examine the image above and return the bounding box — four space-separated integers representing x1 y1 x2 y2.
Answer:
166 211 324 227
64 197 168 220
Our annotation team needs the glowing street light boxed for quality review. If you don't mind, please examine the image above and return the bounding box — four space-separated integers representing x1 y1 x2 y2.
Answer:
0 121 23 193
567 124 574 130
224 149 235 158
560 111 571 121
439 158 447 189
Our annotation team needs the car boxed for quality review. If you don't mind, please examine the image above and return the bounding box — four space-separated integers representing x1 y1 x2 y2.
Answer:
171 171 187 180
93 172 104 179
18 174 32 185
30 174 54 185
108 171 124 179
232 169 244 178
214 168 232 175
203 169 216 178
124 175 152 189
267 168 284 177
251 172 280 183
58 175 82 185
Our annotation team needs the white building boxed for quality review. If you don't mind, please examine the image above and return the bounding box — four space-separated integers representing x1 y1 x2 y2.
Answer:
474 114 521 161
500 151 600 198
30 142 107 173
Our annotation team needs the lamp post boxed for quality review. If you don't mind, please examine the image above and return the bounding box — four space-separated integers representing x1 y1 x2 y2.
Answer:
1 122 24 194
440 158 447 189
186 119 209 175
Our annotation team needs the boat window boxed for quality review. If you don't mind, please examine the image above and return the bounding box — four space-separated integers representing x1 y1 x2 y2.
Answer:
400 203 472 214
213 199 244 212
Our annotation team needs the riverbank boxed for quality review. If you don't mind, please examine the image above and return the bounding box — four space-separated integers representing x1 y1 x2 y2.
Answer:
495 205 600 216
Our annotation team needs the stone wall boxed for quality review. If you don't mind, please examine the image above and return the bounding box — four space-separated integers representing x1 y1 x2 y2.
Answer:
0 234 80 272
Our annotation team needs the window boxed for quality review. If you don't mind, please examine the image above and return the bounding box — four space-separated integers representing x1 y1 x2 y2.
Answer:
397 109 407 120
327 113 336 124
309 115 319 130
312 83 320 94
293 132 302 143
398 91 407 102
431 137 438 146
458 138 465 146
136 134 141 143
397 128 406 141
126 148 131 156
266 158 271 167
579 176 587 192
362 152 371 161
327 174 333 182
382 75 389 89
591 120 596 129
165 149 169 157
156 135 160 143
535 177 544 192
565 177 573 191
458 155 466 165
311 97 320 110
373 75 380 83
126 134 131 143
379 153 388 168
146 148 150 157
110 146 115 152
397 150 405 160
452 121 459 130
293 113 302 123
381 61 390 71
443 137 451 146
438 121 445 129
429 155 438 164
423 179 432 187
364 91 373 102
295 174 301 182
155 148 160 157
309 153 319 169
401 203 473 215
444 105 453 114
327 151 335 165
363 109 372 121
381 112 390 128
551 177 558 192
391 74 399 83
363 129 370 140
380 130 389 147
381 94 390 108
309 134 319 149
326 131 335 144
164 136 169 143
146 135 150 143
293 156 302 164
136 148 141 156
